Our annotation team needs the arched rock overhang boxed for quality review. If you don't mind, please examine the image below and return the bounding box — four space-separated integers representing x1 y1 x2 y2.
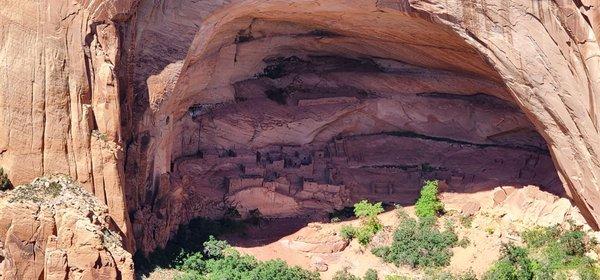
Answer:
131 0 600 251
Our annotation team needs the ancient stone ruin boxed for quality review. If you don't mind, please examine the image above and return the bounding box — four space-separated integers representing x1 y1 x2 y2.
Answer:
0 0 598 278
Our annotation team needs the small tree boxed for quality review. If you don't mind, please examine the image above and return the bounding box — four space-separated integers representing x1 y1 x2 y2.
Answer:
354 200 384 245
374 216 457 268
340 225 357 240
415 180 443 218
363 268 378 280
354 200 384 219
333 268 360 280
203 235 230 258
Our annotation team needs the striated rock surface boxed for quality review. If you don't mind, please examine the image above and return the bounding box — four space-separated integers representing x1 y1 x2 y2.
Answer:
0 0 598 258
0 0 135 250
0 175 133 280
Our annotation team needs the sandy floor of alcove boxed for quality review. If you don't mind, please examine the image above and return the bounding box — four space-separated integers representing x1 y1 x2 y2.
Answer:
142 186 593 280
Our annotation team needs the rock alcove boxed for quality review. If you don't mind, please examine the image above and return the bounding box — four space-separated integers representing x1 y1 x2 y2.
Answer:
171 55 562 218
131 5 566 252
1 1 599 277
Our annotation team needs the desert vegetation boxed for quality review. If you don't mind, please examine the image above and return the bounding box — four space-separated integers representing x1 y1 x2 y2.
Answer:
371 215 458 268
371 181 459 269
137 180 600 280
176 237 319 280
414 180 444 218
339 200 385 245
134 218 246 275
483 225 600 279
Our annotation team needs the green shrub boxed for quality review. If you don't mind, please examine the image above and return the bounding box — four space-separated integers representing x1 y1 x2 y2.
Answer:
560 229 586 256
134 218 245 275
356 218 383 245
203 235 230 258
383 276 410 280
340 201 384 246
371 246 390 258
0 168 12 191
522 226 560 248
248 259 320 280
484 226 600 280
180 252 205 272
415 180 444 218
459 215 473 228
375 216 457 268
340 225 357 240
356 227 375 246
333 268 360 280
578 265 600 280
426 269 477 280
457 237 470 248
363 269 378 280
177 241 319 280
354 200 384 219
483 258 516 280
47 182 62 197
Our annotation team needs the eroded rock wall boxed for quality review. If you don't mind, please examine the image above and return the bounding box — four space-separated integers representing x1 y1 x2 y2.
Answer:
0 0 135 249
0 176 133 280
0 0 598 256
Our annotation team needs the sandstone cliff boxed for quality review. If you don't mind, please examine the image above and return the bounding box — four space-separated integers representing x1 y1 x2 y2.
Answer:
0 175 133 280
0 0 598 259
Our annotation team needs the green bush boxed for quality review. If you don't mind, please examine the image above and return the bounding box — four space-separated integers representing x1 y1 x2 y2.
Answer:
333 268 360 280
354 200 384 219
457 237 470 248
357 220 383 246
363 269 378 280
203 235 230 258
374 216 457 268
339 201 384 246
484 226 600 280
383 276 410 280
426 270 477 280
177 240 319 280
134 218 245 275
414 180 444 218
578 265 600 280
47 182 62 197
0 168 12 191
340 225 357 240
521 226 560 248
180 252 205 272
248 259 319 280
356 227 375 246
459 215 473 228
560 229 586 256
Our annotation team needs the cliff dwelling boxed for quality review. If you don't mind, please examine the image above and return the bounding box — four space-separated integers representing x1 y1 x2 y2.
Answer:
169 55 562 219
128 6 568 251
2 0 600 278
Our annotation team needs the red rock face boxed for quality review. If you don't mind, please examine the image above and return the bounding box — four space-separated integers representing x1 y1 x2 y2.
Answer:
0 176 133 280
0 0 599 259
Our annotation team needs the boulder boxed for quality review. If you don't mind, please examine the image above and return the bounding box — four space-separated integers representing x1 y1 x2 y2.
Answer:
0 176 133 280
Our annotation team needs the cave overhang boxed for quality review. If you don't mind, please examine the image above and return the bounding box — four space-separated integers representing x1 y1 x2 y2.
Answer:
135 0 600 250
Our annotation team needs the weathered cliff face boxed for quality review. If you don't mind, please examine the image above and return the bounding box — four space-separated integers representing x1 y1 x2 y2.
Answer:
0 176 133 280
0 0 136 251
0 0 599 258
